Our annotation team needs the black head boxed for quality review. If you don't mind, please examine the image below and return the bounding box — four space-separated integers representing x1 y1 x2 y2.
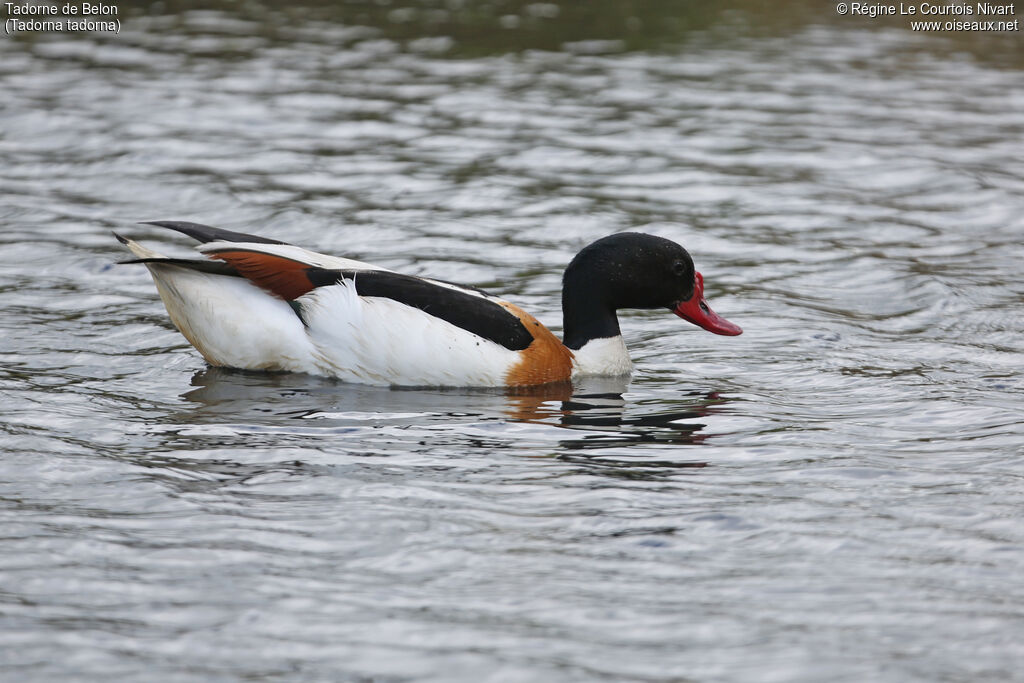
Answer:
564 232 696 310
561 232 741 349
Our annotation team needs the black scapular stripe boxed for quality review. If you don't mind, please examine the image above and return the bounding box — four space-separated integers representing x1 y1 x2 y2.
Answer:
306 268 535 351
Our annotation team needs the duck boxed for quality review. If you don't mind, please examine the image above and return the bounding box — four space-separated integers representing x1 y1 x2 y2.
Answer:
115 222 741 388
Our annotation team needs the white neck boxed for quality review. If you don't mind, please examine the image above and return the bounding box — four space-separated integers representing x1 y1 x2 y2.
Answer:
571 335 633 378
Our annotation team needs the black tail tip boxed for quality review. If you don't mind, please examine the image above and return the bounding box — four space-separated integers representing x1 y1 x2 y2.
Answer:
134 220 289 246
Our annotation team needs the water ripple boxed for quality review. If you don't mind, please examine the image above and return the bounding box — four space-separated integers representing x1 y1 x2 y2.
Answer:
2 5 1023 682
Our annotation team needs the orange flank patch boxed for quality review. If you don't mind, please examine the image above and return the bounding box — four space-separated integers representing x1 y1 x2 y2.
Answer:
208 249 315 301
500 302 575 387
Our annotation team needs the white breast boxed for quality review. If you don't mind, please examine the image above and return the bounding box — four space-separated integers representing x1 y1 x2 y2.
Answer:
571 336 633 378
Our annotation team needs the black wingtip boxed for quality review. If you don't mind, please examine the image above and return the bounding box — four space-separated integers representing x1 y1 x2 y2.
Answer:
138 220 198 231
112 231 130 245
138 220 289 246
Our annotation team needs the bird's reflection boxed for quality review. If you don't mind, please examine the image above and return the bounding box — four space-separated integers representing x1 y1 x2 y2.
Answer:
176 367 733 464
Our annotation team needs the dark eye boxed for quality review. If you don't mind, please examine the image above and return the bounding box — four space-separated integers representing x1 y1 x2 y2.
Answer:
672 260 687 277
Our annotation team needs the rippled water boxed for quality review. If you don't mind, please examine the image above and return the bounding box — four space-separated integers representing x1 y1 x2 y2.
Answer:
2 3 1023 681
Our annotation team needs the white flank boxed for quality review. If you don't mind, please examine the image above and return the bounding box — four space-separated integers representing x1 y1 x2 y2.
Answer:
571 336 633 378
298 280 519 387
143 263 316 373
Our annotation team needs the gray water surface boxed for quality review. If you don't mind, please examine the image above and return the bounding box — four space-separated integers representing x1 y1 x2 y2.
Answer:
2 3 1023 681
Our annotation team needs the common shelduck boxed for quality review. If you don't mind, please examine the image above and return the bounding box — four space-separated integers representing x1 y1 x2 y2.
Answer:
116 222 741 388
